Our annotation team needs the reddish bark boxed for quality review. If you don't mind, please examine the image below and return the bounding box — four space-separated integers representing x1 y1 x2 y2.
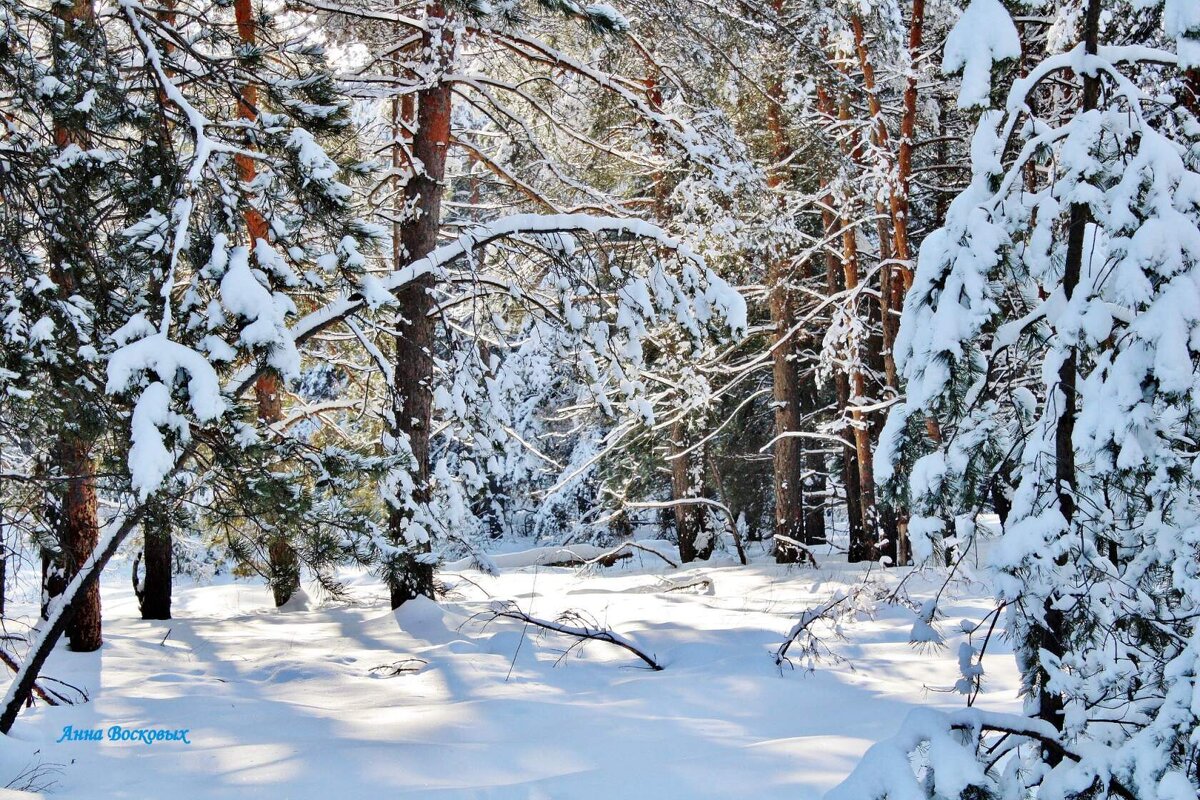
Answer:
139 0 178 621
388 2 453 608
764 28 819 561
233 0 299 606
56 439 101 651
47 0 102 652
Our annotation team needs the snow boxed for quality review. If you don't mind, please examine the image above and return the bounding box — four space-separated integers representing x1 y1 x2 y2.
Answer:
2 547 1019 798
219 245 301 380
127 382 186 499
941 0 1021 109
105 334 225 495
583 3 628 32
1163 0 1200 68
881 21 1200 798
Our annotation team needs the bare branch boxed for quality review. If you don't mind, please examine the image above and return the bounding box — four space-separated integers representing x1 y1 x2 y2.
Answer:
485 602 664 671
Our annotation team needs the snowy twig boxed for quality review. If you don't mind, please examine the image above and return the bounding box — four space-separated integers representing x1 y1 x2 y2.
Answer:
581 541 678 569
658 577 713 594
624 497 744 563
773 591 856 669
484 602 664 671
369 658 427 677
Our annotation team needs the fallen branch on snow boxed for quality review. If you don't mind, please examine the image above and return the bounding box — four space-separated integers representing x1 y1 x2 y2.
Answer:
658 577 713 594
443 544 620 571
0 645 82 707
484 601 664 671
443 540 677 572
774 591 856 669
369 658 427 677
772 534 820 567
581 541 679 569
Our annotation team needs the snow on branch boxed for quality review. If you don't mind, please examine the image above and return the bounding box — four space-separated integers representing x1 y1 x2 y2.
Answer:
941 0 1020 109
773 590 858 670
824 708 1140 800
230 213 746 397
584 540 679 569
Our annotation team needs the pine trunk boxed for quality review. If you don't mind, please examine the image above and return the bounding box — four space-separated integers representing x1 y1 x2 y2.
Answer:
388 2 452 608
768 269 807 562
56 439 101 651
139 511 172 620
49 0 101 653
1040 0 1101 747
819 190 866 558
646 70 709 563
233 0 299 606
670 420 713 563
838 222 878 562
764 47 812 563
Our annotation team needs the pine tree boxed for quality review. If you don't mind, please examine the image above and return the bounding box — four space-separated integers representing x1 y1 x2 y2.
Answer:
850 0 1200 796
0 0 380 727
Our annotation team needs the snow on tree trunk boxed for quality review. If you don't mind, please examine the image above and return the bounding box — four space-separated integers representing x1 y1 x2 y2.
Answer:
386 1 453 608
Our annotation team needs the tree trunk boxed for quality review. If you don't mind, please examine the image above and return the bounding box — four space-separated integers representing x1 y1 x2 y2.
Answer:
233 0 299 607
2 504 151 733
802 431 827 545
670 420 713 563
643 67 714 563
253 375 300 605
847 19 915 565
768 273 807 562
40 547 65 619
1040 0 1100 748
764 37 813 563
894 0 923 292
139 506 172 620
130 0 178 622
48 0 101 652
55 439 101 651
839 389 867 561
388 1 452 608
838 220 878 562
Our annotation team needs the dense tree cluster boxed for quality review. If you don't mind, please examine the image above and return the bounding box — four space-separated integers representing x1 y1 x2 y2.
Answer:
0 0 1197 794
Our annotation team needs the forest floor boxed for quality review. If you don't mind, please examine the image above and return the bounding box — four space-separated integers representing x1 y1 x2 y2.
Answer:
0 538 1019 798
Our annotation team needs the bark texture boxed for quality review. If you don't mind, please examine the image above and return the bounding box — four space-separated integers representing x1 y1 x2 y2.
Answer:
49 0 102 653
56 439 101 651
139 514 172 620
670 420 714 563
388 2 452 608
1040 0 1101 747
234 0 300 606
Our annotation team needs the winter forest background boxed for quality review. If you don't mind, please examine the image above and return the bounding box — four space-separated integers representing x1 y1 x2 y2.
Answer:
0 0 1198 795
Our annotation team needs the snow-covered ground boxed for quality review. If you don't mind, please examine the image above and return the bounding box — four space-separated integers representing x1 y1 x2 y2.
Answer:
0 543 1019 798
